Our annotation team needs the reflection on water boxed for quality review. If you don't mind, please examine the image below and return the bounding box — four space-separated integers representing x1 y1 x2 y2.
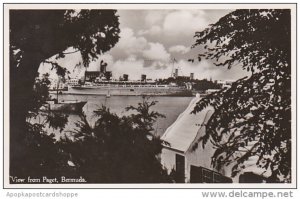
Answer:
32 95 194 140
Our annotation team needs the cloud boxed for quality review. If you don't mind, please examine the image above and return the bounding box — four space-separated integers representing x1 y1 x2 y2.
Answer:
37 10 247 82
110 57 174 80
109 58 218 81
169 45 191 54
142 42 171 67
102 56 216 81
115 27 148 55
163 10 209 37
173 59 250 81
138 25 162 36
144 10 166 26
38 49 83 79
87 54 114 71
170 59 218 79
112 27 171 68
110 57 145 80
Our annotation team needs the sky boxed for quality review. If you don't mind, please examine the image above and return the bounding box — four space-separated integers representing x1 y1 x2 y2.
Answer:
39 9 249 81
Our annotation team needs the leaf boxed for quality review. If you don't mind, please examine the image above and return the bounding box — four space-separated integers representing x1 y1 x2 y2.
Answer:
190 9 291 182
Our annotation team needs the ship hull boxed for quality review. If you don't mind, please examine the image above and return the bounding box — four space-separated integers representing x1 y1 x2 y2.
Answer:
65 86 193 96
41 101 87 113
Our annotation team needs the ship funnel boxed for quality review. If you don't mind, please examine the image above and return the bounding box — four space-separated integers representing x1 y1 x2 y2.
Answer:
174 69 178 78
123 74 128 81
100 60 107 73
141 74 146 82
190 73 194 80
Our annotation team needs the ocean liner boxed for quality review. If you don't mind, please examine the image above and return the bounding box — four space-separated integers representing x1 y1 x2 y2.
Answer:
64 62 193 96
67 81 192 96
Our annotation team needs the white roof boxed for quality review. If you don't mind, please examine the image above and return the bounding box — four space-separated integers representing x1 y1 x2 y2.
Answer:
161 95 214 153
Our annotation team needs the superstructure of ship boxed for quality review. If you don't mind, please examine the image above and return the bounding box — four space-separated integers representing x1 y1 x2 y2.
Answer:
64 60 194 96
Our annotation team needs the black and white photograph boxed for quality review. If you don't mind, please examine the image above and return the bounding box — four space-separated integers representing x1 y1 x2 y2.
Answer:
3 3 296 188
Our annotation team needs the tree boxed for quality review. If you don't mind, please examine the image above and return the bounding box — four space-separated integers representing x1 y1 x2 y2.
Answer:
58 99 171 183
191 9 291 182
30 73 51 113
126 96 166 132
10 10 120 177
192 79 221 92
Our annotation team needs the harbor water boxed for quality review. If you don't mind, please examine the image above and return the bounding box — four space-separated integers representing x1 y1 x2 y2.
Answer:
34 95 194 140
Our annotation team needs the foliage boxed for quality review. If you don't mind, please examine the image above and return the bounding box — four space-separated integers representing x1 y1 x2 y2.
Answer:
157 77 221 91
10 9 172 183
10 9 120 178
10 122 73 181
10 10 120 67
11 75 72 181
192 79 221 92
57 99 171 183
191 9 291 182
13 93 171 183
157 77 190 87
126 96 166 132
30 73 51 113
10 9 120 122
45 112 69 133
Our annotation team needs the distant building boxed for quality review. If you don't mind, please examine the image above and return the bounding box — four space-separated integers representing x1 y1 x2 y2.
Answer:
190 73 194 80
174 69 179 78
176 76 190 81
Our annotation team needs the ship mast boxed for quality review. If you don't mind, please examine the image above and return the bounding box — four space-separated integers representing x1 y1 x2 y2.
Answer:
56 77 59 103
170 58 177 78
56 75 62 103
